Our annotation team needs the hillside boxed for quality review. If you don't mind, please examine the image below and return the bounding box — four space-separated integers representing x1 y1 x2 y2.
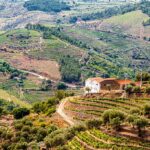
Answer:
0 1 150 149
98 10 150 38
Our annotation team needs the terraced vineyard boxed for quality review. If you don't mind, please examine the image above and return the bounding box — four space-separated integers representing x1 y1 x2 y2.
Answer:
63 96 150 149
66 129 150 150
65 97 150 121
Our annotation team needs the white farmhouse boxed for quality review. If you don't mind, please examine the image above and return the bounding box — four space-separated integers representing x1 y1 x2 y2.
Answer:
85 77 102 94
85 77 134 94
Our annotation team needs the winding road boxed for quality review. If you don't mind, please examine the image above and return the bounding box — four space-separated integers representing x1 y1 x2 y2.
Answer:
21 70 77 88
56 97 75 126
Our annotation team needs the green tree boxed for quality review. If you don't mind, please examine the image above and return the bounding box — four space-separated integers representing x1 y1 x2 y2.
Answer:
0 107 3 116
86 119 102 129
125 85 133 95
102 109 125 130
13 108 30 119
41 80 52 91
134 118 149 137
57 82 67 90
143 104 150 118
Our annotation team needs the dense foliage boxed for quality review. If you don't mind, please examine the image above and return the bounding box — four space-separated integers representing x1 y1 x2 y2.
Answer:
33 97 58 115
0 118 58 150
13 108 30 119
69 3 136 22
26 24 83 83
0 60 23 77
140 1 150 16
0 99 16 116
60 55 81 83
69 1 150 23
24 0 70 12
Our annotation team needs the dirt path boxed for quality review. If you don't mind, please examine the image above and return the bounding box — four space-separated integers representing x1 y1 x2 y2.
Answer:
22 70 77 88
56 97 75 126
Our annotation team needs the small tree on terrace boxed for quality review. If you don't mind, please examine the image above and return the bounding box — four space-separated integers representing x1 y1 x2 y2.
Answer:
125 85 133 95
13 108 30 119
127 115 137 128
41 80 52 91
133 86 141 93
102 109 125 131
86 119 102 129
145 87 150 94
134 117 149 137
85 87 91 94
143 104 150 118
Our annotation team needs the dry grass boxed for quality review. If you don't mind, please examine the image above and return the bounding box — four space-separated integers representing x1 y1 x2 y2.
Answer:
0 89 31 108
7 54 61 81
99 10 150 37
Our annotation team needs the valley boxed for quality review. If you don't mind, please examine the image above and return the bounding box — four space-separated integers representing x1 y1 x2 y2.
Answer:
0 0 150 150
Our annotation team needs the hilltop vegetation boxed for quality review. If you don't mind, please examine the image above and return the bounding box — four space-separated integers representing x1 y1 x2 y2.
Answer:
69 1 150 23
140 1 150 16
70 3 136 22
24 0 70 12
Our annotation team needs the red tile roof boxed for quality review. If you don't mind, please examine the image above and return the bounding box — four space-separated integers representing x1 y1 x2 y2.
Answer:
87 77 117 83
117 79 132 85
87 78 135 85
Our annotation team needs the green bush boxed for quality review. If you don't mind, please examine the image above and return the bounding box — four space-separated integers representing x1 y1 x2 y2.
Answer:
129 108 141 115
14 142 28 150
125 85 133 94
57 82 67 90
13 108 30 119
24 0 70 13
145 87 150 94
134 117 149 137
45 134 65 148
143 104 150 117
86 119 102 129
133 86 141 93
102 109 125 129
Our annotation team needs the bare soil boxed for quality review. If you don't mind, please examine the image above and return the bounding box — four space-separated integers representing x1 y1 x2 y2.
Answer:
8 54 61 81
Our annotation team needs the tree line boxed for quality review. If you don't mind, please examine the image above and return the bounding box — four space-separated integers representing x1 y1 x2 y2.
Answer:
24 0 70 13
69 1 150 23
69 3 136 23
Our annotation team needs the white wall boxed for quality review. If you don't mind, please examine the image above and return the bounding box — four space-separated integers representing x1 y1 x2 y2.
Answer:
85 79 101 93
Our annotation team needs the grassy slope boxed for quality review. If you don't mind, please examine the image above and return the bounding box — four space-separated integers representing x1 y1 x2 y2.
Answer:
28 35 85 60
62 10 150 76
0 89 31 108
100 10 150 36
0 29 41 47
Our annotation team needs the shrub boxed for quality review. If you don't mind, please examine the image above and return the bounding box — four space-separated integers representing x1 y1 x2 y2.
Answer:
129 108 141 115
110 117 122 131
71 124 87 133
55 90 66 100
57 82 67 90
134 117 149 137
133 86 141 93
86 119 102 129
13 108 30 119
37 128 48 142
14 142 28 150
40 79 52 91
125 85 133 94
143 104 150 117
145 87 150 94
47 125 58 134
127 115 137 126
102 109 125 126
45 134 65 148
0 106 3 116
21 126 31 132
